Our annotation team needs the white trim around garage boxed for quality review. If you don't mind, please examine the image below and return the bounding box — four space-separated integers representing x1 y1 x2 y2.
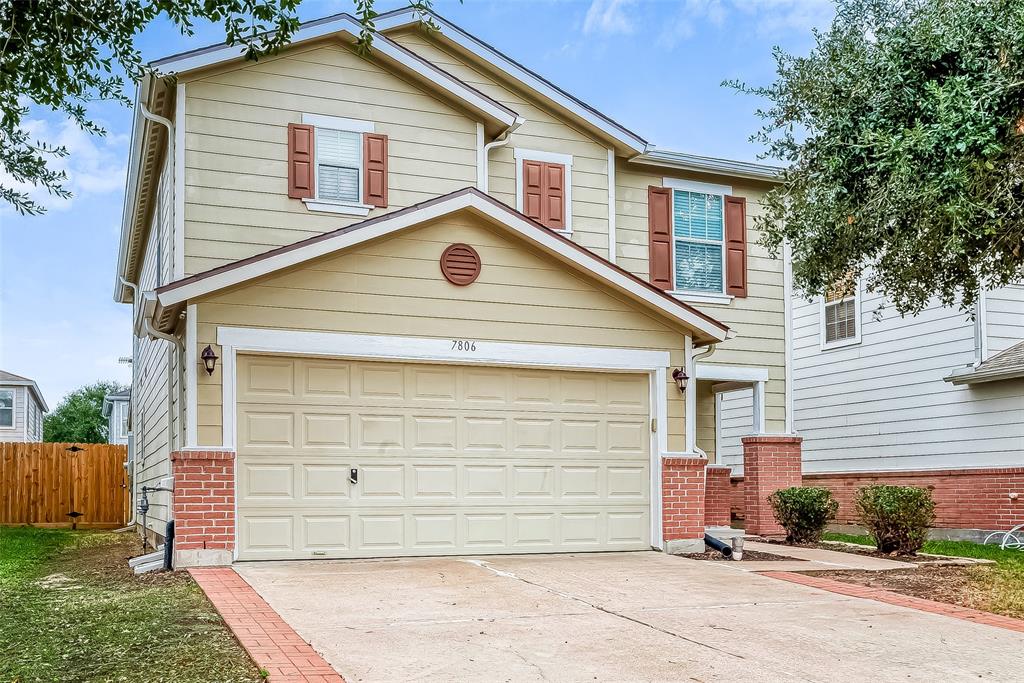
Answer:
214 326 675 551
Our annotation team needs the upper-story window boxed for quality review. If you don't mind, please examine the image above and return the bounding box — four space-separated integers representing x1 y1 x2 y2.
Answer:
288 114 388 216
0 390 13 428
673 189 725 293
514 148 572 233
821 275 861 349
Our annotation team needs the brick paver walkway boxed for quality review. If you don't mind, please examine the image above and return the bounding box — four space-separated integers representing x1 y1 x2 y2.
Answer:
190 568 344 683
763 570 1024 634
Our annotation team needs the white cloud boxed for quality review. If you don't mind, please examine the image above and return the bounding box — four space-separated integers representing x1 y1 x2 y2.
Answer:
1 116 128 214
583 0 637 36
658 0 832 48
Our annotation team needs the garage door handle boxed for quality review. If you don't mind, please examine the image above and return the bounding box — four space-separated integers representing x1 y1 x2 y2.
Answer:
349 468 358 485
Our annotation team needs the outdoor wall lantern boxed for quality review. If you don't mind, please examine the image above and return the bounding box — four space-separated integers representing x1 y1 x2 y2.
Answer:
671 367 689 394
201 345 219 376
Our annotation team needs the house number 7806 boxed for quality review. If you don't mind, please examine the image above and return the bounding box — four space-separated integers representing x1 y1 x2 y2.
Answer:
451 340 477 352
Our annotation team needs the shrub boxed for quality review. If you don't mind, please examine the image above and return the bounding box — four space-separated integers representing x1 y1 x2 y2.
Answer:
768 486 839 544
856 485 936 555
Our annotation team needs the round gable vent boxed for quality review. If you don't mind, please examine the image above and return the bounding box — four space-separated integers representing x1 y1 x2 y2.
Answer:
440 243 482 286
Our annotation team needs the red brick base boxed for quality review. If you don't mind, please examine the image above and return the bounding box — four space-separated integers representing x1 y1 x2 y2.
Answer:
741 435 803 537
704 465 732 527
171 450 236 567
732 467 1024 531
662 456 706 552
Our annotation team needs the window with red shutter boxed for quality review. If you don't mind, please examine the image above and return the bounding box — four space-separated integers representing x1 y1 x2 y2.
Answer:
516 152 571 231
363 133 388 208
287 123 315 199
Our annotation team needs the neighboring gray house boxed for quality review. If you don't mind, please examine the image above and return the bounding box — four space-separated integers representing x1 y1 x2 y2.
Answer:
719 283 1024 533
102 389 131 445
0 370 49 442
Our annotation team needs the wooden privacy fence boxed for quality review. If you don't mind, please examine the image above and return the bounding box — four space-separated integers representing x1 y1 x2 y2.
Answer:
0 442 129 528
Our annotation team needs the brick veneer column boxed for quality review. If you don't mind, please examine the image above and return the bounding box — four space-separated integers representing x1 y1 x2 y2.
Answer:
662 456 707 554
704 464 733 528
741 435 802 537
170 450 236 567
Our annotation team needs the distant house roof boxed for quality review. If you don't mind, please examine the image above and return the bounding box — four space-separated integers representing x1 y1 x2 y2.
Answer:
102 389 131 418
0 370 49 412
945 340 1024 385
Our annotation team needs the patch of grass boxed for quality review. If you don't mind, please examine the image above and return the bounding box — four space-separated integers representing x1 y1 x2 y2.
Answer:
0 527 262 683
822 531 1024 619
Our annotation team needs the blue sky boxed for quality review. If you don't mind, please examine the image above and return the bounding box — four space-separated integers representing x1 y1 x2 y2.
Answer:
0 0 832 407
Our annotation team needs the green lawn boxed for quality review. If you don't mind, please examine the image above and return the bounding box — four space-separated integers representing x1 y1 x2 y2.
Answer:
0 527 262 683
823 532 1024 618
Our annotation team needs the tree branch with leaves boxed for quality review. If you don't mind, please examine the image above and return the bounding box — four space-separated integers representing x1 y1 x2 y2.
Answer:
729 0 1024 314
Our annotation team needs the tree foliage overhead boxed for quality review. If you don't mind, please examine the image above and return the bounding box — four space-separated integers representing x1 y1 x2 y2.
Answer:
730 0 1024 314
0 0 302 216
43 381 129 444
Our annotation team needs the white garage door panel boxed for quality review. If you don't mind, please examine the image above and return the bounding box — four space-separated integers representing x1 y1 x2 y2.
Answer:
236 356 651 560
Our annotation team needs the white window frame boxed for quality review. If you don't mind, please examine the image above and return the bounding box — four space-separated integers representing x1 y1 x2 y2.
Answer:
513 147 573 234
300 113 376 217
663 178 731 301
0 389 14 429
819 277 862 351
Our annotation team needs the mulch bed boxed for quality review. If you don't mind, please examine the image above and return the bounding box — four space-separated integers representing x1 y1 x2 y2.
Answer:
804 565 985 609
757 538 949 564
687 549 798 562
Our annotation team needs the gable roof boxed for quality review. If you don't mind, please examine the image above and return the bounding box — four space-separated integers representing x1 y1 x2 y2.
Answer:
946 340 1024 385
0 370 49 413
150 12 519 131
154 187 730 345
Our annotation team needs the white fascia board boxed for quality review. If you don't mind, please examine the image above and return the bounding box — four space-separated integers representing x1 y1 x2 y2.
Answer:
151 16 516 128
157 192 729 342
635 149 782 183
695 363 769 383
374 10 647 154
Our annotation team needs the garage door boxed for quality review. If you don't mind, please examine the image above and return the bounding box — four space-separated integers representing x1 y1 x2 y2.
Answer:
235 355 651 560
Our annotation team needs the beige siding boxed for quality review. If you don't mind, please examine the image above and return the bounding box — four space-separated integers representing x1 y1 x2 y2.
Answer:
388 29 612 258
616 162 787 446
194 212 687 449
181 42 479 275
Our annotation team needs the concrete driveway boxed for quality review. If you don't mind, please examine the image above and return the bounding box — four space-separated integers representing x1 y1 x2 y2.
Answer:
235 552 1021 682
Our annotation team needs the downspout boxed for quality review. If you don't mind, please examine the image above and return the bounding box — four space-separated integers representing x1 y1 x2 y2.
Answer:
689 344 716 458
119 276 141 527
480 117 525 193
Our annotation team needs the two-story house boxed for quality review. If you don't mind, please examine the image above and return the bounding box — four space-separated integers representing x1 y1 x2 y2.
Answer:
0 370 47 443
114 8 796 566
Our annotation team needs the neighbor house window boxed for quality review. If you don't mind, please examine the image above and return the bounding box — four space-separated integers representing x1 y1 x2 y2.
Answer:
0 390 13 428
821 276 861 349
673 189 725 293
120 405 130 438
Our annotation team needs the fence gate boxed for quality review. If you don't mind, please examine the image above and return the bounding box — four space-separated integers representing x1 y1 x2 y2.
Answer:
0 442 129 528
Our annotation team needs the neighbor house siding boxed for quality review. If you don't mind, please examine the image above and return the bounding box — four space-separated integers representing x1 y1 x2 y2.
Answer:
791 288 1024 473
180 41 479 275
985 284 1024 356
193 212 688 450
615 162 788 449
388 29 613 259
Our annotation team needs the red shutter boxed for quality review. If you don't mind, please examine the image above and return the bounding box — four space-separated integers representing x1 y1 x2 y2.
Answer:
648 186 673 291
522 160 544 222
363 133 388 208
724 195 747 297
287 123 314 199
543 162 565 229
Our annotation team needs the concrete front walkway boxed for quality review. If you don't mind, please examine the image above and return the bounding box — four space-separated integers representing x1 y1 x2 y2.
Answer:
235 552 1021 682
